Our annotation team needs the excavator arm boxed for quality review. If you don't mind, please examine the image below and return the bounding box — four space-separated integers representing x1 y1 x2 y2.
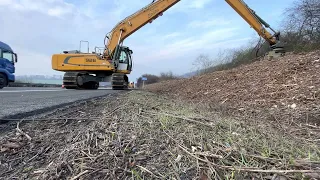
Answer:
225 0 285 56
104 0 180 60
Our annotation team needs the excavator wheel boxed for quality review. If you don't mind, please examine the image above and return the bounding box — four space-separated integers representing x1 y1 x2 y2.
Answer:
111 73 129 90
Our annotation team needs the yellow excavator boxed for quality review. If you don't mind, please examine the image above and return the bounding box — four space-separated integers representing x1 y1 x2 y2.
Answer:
52 0 285 90
52 0 180 90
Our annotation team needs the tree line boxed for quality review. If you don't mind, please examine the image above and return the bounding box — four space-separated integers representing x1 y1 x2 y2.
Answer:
135 71 179 88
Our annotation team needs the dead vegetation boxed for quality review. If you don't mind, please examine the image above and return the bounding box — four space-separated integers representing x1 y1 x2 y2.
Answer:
0 91 319 180
146 50 320 124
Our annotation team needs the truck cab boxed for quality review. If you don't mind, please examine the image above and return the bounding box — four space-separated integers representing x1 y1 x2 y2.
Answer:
0 41 17 89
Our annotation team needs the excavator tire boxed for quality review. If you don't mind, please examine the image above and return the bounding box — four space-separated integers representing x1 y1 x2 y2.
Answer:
111 73 129 90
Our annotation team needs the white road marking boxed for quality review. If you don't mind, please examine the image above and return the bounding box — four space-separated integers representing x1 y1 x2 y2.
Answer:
0 87 113 93
0 89 65 93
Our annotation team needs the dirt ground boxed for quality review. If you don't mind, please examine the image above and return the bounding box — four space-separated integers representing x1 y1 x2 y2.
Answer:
0 91 319 180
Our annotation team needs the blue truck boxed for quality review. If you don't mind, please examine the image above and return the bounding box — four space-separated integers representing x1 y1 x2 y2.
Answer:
0 41 17 89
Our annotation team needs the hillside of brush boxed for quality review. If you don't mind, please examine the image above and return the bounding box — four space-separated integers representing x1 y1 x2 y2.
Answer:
146 50 320 123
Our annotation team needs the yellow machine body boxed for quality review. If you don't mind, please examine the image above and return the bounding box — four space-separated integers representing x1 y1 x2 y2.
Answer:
52 54 114 72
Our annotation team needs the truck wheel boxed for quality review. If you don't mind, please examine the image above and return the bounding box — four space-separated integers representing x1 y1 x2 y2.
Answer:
0 74 7 89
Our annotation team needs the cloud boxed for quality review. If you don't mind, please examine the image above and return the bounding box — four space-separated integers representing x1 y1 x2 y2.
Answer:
173 0 213 10
0 0 75 17
0 0 12 6
13 46 60 76
163 32 181 39
135 27 248 64
188 0 213 9
188 18 231 28
168 28 238 48
163 0 214 15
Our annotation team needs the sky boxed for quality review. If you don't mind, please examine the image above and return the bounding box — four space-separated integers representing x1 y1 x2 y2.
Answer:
0 0 294 82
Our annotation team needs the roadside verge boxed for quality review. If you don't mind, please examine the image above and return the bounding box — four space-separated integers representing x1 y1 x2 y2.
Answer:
1 91 319 179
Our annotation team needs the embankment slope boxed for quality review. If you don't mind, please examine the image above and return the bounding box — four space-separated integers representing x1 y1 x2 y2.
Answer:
146 50 320 123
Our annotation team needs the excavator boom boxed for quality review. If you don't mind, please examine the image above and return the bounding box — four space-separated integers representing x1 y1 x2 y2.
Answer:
104 0 180 59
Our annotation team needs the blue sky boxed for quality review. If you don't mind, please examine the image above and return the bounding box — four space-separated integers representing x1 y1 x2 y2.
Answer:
0 0 294 82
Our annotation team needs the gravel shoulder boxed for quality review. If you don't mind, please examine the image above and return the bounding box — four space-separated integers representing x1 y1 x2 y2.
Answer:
0 91 319 180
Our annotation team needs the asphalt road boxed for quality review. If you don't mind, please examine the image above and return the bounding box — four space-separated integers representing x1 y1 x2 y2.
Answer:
0 87 121 119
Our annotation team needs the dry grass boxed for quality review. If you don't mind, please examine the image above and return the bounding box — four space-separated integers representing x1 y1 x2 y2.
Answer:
123 91 320 179
0 91 320 180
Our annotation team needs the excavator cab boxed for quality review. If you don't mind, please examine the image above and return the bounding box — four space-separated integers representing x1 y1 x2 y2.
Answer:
110 45 133 90
113 45 133 73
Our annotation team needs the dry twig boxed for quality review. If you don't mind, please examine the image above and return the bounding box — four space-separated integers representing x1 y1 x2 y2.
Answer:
70 170 89 180
136 165 164 179
16 122 32 141
164 130 320 174
145 111 214 128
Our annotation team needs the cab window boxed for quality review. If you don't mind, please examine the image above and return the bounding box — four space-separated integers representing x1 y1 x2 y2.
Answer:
119 51 128 63
2 50 13 62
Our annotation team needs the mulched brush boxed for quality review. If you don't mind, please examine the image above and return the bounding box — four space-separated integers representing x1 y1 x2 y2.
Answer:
146 50 320 125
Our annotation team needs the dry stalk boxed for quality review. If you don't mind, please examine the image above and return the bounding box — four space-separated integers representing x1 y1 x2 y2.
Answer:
136 165 164 179
163 130 320 174
69 170 89 180
16 121 32 141
145 111 214 128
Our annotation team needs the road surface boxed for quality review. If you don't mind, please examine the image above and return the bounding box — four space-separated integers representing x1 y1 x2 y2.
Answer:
0 87 121 119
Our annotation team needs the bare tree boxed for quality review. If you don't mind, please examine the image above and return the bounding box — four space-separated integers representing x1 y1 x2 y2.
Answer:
192 54 214 75
214 49 233 64
159 71 178 81
282 0 320 50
